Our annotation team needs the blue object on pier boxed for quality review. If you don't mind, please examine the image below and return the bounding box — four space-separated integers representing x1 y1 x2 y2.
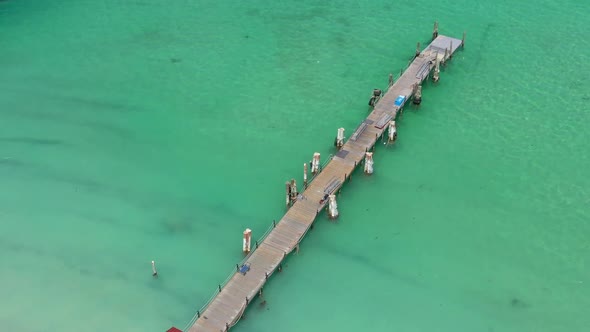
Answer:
240 263 251 275
394 95 406 107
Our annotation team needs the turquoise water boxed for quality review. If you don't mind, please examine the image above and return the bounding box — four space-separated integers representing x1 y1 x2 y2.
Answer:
1 0 589 331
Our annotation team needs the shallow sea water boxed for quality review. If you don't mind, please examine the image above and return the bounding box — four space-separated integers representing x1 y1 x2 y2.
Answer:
1 0 589 331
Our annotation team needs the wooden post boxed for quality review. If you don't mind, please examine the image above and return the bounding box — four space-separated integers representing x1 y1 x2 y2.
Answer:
388 73 393 87
449 41 453 59
285 181 291 207
433 57 440 83
415 42 421 58
290 179 297 202
432 21 438 40
462 31 466 48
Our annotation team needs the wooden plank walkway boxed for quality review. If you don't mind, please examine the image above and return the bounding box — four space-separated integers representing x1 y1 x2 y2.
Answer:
185 34 463 332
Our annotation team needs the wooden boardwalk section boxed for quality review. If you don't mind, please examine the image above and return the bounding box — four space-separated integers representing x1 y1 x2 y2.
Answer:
184 34 463 332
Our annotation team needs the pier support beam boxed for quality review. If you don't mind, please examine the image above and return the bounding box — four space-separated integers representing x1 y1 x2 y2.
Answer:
388 120 397 144
311 152 321 174
328 194 339 219
364 152 374 175
335 128 345 148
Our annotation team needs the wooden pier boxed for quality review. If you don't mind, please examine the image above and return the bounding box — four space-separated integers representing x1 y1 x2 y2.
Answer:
181 33 463 332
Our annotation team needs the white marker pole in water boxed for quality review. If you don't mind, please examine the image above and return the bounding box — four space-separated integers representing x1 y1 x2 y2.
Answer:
364 152 374 175
303 163 308 187
243 228 252 253
151 260 158 277
311 153 321 174
328 194 339 219
388 121 397 144
336 128 345 148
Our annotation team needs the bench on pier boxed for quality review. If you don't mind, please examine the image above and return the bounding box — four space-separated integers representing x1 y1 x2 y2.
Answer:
350 123 367 141
374 113 394 129
319 177 343 205
239 263 251 275
415 61 432 80
324 177 341 195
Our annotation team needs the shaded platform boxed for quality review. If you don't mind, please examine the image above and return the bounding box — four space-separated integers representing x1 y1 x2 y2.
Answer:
185 34 463 332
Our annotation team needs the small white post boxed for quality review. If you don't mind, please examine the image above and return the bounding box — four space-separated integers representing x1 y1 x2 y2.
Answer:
303 163 308 187
336 128 345 148
364 152 374 175
328 194 339 219
388 121 397 144
151 260 158 277
243 228 252 253
311 152 321 174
